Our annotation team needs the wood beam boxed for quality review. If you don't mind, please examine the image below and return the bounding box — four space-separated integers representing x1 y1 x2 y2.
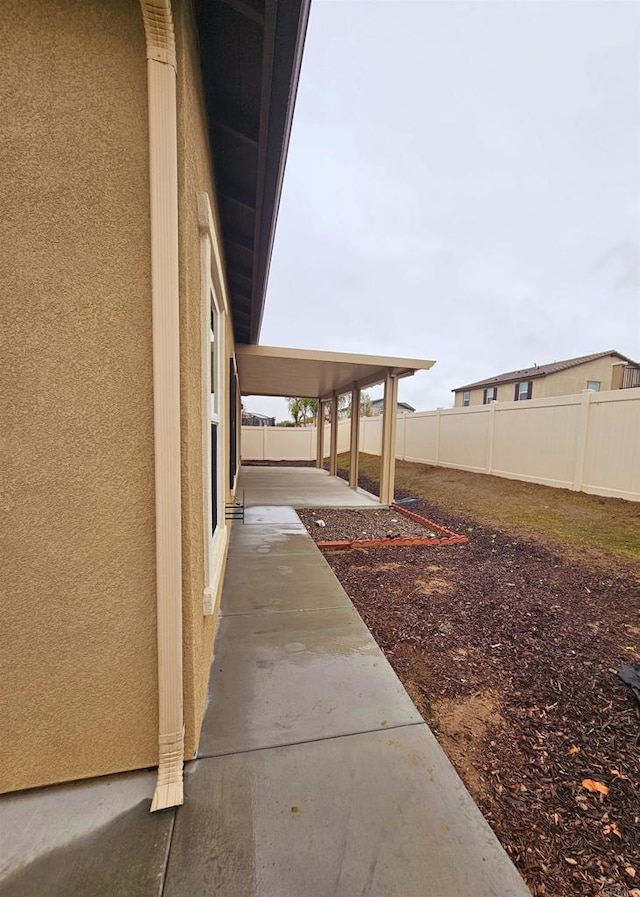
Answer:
218 0 265 27
228 269 253 287
225 231 255 252
219 187 257 214
211 118 259 147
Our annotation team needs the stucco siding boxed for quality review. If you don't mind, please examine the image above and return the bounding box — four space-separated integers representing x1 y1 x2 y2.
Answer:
0 0 157 792
175 0 232 760
532 357 619 397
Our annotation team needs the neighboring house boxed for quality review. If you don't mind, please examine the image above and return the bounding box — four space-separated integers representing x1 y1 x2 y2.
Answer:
453 350 638 407
2 0 434 812
242 410 275 427
371 399 416 415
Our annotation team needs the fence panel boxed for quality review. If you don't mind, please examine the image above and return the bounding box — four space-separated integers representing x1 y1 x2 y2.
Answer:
361 417 382 453
241 427 267 460
403 411 438 463
491 397 581 488
240 388 640 501
438 407 491 473
582 390 640 500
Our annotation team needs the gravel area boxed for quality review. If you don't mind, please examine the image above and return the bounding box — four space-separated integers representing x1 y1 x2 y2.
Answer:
297 507 442 541
323 492 640 897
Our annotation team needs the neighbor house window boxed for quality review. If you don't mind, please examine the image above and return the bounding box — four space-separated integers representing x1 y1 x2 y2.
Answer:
514 381 532 401
462 391 470 407
483 387 497 404
586 380 600 392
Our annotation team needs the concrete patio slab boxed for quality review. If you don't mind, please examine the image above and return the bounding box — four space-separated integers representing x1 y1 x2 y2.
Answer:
0 771 172 897
227 525 319 558
220 556 350 615
243 505 304 525
197 606 423 758
238 466 379 508
164 726 531 897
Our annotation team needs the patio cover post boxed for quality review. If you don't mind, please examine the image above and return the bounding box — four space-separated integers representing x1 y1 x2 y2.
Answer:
379 372 398 504
329 394 338 476
349 385 360 489
315 400 324 468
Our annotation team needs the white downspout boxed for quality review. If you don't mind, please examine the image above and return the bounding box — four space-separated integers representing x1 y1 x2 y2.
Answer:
139 0 184 812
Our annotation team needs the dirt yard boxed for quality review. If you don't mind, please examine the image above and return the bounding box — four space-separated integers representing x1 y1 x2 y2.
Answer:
319 458 640 897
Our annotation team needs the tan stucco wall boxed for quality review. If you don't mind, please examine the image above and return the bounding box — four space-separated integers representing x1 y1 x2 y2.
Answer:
454 356 624 407
0 0 158 792
532 356 621 398
174 0 233 760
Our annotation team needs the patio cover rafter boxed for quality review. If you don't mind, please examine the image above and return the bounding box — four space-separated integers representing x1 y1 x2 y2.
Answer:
235 344 435 399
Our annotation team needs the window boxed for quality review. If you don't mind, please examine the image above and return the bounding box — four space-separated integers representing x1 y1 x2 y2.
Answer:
514 381 532 401
483 387 498 404
229 357 239 486
198 190 229 616
586 380 601 392
209 295 224 537
462 390 470 407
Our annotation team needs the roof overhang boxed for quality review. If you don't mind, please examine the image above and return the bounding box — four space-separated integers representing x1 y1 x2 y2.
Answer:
195 0 310 345
235 345 436 400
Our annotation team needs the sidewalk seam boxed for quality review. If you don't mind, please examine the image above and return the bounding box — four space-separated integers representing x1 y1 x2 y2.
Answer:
196 720 426 762
158 806 177 897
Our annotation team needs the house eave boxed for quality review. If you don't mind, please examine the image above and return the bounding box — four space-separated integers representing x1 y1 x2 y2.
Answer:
194 0 310 345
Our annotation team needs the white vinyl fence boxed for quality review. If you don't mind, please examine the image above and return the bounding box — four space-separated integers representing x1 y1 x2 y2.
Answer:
241 420 351 462
241 387 640 501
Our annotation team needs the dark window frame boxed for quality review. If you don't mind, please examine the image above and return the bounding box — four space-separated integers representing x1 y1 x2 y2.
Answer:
483 386 498 404
514 381 533 401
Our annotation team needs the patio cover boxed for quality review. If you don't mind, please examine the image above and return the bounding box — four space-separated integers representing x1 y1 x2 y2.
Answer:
235 344 435 399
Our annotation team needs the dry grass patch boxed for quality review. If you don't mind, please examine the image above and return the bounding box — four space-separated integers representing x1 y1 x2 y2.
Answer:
430 691 506 804
336 451 640 568
415 577 454 596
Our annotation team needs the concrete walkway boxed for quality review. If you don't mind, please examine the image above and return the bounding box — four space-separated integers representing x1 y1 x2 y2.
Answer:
0 499 531 897
239 465 379 507
162 512 531 896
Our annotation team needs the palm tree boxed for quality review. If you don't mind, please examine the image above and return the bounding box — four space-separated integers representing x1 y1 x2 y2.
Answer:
286 397 305 426
288 394 360 425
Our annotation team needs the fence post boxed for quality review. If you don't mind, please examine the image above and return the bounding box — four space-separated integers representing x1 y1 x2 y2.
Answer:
435 408 442 466
487 402 497 474
573 390 592 492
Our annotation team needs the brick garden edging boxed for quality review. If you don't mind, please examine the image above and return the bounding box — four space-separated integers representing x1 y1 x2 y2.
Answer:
316 504 469 551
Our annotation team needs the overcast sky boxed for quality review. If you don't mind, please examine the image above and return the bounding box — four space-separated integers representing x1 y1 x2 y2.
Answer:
248 0 640 420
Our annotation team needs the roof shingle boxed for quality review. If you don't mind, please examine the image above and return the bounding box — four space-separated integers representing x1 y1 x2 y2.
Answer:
453 350 635 393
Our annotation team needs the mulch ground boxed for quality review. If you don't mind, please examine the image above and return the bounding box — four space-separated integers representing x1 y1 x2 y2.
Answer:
322 471 640 897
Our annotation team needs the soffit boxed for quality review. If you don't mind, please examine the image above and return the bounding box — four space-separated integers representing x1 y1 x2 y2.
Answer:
235 345 436 399
195 0 310 345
